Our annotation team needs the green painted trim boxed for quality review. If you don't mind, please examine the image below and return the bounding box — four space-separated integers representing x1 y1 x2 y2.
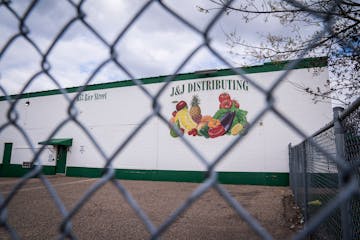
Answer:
2 143 13 165
39 138 73 146
66 167 289 186
0 164 289 186
0 57 327 101
66 166 103 178
218 172 289 186
0 164 55 177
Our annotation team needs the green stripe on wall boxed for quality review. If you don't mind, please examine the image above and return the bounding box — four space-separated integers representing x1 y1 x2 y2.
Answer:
0 164 289 186
66 167 289 186
0 57 327 101
218 172 289 186
0 164 55 177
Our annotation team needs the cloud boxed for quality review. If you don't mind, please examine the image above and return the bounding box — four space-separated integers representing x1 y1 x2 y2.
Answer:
1 0 301 96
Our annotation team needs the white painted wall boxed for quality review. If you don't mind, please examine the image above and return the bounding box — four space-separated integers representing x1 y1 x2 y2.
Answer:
0 66 332 173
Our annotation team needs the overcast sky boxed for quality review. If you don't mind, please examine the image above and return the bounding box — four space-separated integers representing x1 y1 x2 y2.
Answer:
0 0 295 95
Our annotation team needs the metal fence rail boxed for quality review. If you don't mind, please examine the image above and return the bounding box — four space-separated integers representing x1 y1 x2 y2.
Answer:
1 0 360 239
289 98 360 240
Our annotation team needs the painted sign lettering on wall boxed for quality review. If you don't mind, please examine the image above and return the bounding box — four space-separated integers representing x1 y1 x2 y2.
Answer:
170 79 249 97
76 92 107 102
169 79 249 138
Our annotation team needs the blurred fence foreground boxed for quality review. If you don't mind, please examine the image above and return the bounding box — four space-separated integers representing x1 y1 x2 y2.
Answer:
1 0 360 239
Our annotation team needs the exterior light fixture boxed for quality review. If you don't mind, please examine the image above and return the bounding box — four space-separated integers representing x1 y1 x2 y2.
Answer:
25 101 30 106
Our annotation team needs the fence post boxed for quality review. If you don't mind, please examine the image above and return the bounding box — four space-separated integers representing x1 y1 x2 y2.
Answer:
302 142 308 224
294 145 299 204
333 107 352 240
288 143 293 192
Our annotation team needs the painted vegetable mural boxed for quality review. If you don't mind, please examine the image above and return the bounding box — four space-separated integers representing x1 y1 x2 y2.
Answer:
169 93 248 138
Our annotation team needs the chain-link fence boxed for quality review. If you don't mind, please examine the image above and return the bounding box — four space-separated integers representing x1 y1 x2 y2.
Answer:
1 0 360 239
289 99 360 240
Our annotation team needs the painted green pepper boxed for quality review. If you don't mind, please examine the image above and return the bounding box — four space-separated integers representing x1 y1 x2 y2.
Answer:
199 125 209 138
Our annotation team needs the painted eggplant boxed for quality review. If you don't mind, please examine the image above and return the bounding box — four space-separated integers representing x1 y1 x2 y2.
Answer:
220 111 236 132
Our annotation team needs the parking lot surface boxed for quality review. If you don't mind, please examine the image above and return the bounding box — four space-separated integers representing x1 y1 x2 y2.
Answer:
0 175 300 239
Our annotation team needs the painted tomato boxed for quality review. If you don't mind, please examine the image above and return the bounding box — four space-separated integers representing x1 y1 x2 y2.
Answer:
176 101 187 111
232 100 240 108
220 99 232 109
219 93 231 103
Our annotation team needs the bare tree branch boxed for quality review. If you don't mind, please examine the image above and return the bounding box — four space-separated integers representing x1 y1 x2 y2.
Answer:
199 0 360 105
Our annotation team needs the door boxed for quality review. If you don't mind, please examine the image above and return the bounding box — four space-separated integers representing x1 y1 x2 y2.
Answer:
2 143 13 166
56 146 67 174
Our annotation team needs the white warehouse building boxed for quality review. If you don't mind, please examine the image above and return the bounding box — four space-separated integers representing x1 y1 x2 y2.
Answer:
0 58 332 186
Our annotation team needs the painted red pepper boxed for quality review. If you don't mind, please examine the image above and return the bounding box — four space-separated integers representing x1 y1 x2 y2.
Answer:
208 125 226 138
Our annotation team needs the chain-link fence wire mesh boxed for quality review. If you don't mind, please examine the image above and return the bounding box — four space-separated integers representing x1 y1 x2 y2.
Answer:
342 101 360 240
289 126 340 239
1 0 359 239
289 99 360 240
